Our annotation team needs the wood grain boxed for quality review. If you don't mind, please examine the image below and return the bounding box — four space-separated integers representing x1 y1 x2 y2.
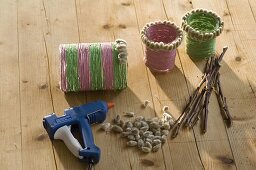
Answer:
40 0 86 169
162 0 236 169
0 1 22 170
76 0 166 169
133 0 204 169
17 0 56 169
0 0 256 169
214 0 256 169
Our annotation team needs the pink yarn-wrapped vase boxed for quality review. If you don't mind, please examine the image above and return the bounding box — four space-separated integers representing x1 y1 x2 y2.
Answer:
141 21 183 72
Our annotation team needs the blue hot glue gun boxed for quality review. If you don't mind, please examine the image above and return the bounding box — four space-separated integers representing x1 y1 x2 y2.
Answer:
43 100 114 167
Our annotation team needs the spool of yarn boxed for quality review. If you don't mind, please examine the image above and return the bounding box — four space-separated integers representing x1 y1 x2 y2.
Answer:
141 20 183 72
60 39 128 92
181 9 224 60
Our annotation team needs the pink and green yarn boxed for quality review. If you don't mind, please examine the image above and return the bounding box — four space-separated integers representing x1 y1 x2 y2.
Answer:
78 43 90 90
102 43 114 90
66 44 80 91
60 40 127 92
89 43 104 90
112 43 127 89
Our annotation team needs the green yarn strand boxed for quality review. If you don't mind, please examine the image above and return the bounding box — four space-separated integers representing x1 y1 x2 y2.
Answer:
66 44 80 91
112 43 127 90
187 12 219 33
89 43 104 90
186 12 218 60
186 35 216 60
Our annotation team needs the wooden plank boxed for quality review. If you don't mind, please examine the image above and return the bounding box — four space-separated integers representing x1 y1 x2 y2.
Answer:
40 0 87 169
76 0 167 169
1 0 253 169
197 140 236 169
164 0 256 169
220 0 256 169
162 0 236 169
133 0 204 169
187 0 256 169
17 0 56 169
0 1 22 170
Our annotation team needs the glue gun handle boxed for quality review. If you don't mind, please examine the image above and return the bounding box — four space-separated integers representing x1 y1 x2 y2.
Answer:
79 118 100 163
80 118 95 147
54 125 83 159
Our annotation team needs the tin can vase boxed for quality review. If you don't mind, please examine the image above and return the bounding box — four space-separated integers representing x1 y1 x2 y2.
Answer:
181 9 224 60
59 39 128 92
141 21 183 72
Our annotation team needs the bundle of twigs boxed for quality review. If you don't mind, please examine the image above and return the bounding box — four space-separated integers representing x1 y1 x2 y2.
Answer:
171 46 232 138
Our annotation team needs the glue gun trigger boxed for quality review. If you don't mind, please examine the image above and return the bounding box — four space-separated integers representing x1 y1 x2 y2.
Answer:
54 125 84 159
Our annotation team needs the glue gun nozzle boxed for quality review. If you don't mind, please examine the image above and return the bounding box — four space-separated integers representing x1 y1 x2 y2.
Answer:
107 102 115 109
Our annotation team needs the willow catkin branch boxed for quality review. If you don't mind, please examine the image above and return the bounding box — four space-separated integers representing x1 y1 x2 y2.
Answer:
189 104 203 128
218 46 228 63
201 61 216 133
172 93 195 127
186 89 206 127
202 84 211 133
172 94 198 137
204 57 210 73
215 74 227 118
215 74 232 127
189 104 205 128
171 123 182 139
210 46 228 80
185 72 207 108
172 57 210 137
216 74 224 98
223 97 232 127
201 47 228 133
205 56 214 74
185 89 205 126
172 47 229 138
171 76 206 138
171 103 190 138
182 94 201 125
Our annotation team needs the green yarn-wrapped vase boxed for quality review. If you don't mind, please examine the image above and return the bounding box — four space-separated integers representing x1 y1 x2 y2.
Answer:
181 9 224 60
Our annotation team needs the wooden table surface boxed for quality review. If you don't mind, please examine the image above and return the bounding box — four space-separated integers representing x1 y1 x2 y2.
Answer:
1 0 256 169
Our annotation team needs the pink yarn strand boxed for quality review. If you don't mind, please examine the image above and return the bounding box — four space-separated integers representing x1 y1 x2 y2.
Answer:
60 45 67 91
78 43 90 90
145 48 176 72
101 43 114 89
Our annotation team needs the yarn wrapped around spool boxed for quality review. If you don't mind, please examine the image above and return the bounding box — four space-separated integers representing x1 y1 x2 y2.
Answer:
141 21 183 72
181 9 224 60
60 39 128 92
